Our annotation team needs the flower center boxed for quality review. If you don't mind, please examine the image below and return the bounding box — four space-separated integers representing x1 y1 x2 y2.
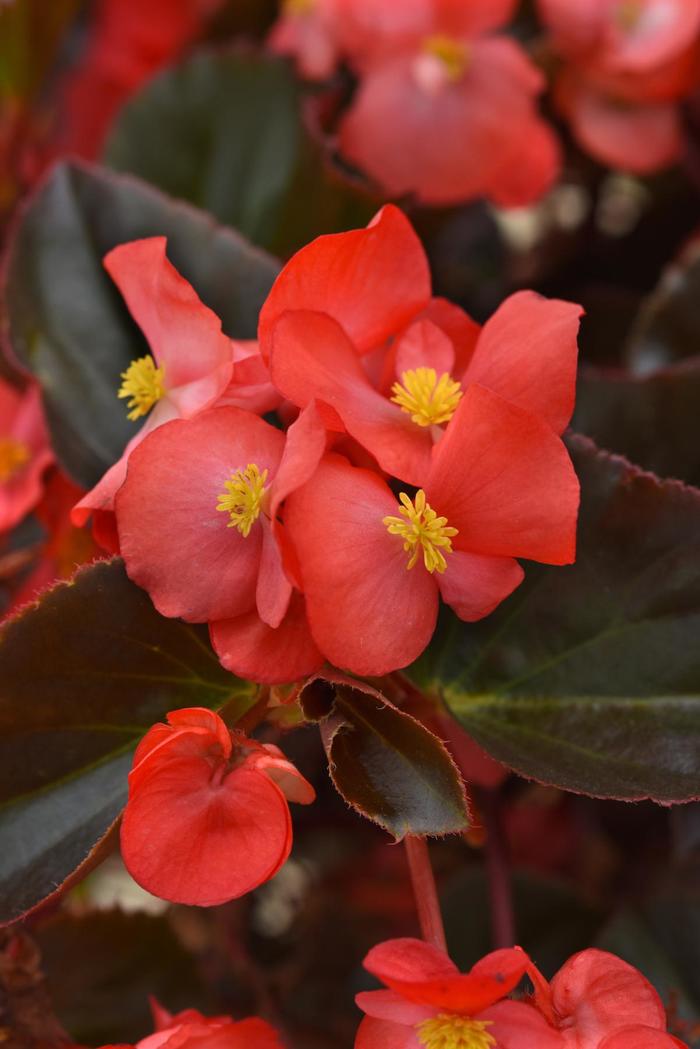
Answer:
417 1014 495 1049
423 35 470 80
391 367 463 427
216 463 269 537
284 0 315 14
118 355 165 421
383 490 457 574
616 0 643 30
0 437 30 483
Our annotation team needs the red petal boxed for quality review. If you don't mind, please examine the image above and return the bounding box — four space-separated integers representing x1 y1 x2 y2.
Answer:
363 937 459 984
121 760 292 906
395 319 455 377
355 990 434 1025
339 40 543 205
256 518 292 628
481 1000 563 1049
104 238 232 415
462 290 582 434
366 942 528 1012
427 385 579 565
536 0 608 54
116 408 285 622
604 0 700 72
210 592 323 685
600 1028 689 1049
550 949 666 1042
568 84 683 173
437 551 524 621
258 204 430 359
285 455 438 676
270 310 432 484
354 1016 421 1049
487 118 561 209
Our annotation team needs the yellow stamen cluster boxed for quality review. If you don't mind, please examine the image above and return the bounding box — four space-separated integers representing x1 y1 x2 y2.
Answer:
216 463 269 537
383 490 457 574
616 0 642 30
118 355 165 421
391 367 463 428
417 1014 495 1049
424 35 470 81
0 437 30 483
284 0 315 14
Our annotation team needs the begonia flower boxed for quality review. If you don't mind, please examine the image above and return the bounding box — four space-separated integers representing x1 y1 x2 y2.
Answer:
285 381 578 676
539 0 700 172
102 998 284 1049
494 948 684 1049
354 936 530 1049
72 237 233 546
0 379 53 535
121 707 315 906
114 403 325 681
269 0 342 80
262 206 581 485
334 0 558 205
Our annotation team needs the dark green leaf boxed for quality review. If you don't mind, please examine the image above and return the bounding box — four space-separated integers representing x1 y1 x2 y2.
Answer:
37 909 213 1044
0 558 254 925
2 160 279 487
573 360 700 487
104 51 377 257
625 233 700 371
412 436 700 803
299 674 469 839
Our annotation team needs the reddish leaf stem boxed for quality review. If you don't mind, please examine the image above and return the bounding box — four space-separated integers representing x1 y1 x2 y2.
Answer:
404 835 447 952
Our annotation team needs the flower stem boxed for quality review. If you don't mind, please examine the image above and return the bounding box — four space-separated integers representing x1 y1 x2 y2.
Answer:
480 788 515 948
404 835 447 952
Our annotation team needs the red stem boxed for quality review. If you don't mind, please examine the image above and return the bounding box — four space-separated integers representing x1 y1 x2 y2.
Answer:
404 835 447 952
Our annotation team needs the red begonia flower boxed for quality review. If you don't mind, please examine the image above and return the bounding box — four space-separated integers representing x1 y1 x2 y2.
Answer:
539 0 700 172
286 382 578 676
73 238 233 540
102 999 284 1049
121 707 315 906
355 937 529 1049
268 0 341 80
115 403 325 625
270 286 580 486
490 948 675 1049
258 205 432 362
0 380 53 535
333 0 556 205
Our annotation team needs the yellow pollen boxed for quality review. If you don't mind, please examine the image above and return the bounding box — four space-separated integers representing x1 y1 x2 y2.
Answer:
616 0 642 30
284 0 315 14
118 355 165 421
417 1014 495 1049
424 35 470 80
0 437 30 483
216 463 269 537
391 367 463 428
383 489 457 574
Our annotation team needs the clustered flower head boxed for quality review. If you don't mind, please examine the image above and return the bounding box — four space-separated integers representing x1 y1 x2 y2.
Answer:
268 0 700 197
74 205 581 684
355 938 690 1049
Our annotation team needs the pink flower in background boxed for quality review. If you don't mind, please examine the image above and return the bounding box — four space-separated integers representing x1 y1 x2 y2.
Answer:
269 0 342 80
334 0 559 205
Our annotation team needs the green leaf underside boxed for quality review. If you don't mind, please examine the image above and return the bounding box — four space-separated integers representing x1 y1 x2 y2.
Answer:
104 51 377 257
2 160 279 487
574 361 700 489
0 559 253 924
301 678 469 839
413 435 700 803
